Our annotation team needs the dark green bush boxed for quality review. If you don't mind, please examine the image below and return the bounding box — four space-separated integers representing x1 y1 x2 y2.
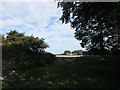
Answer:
2 43 56 78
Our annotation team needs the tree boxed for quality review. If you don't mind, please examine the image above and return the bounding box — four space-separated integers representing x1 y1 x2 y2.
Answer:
0 34 6 43
3 30 49 53
2 31 55 78
58 2 120 55
64 50 71 55
22 36 49 53
72 50 84 55
6 30 24 42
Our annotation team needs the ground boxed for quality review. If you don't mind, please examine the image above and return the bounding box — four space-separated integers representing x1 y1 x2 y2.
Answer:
2 55 120 88
56 55 82 57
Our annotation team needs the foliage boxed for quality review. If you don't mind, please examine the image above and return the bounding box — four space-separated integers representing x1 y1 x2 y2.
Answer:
6 30 24 42
4 30 49 53
72 50 84 55
2 42 55 80
2 30 55 79
58 2 120 55
63 50 84 55
63 50 71 55
0 34 4 43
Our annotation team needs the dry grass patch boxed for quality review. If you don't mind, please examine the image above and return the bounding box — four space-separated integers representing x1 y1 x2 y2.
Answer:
55 55 83 58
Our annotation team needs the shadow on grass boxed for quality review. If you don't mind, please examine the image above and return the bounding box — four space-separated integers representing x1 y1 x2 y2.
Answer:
3 55 120 88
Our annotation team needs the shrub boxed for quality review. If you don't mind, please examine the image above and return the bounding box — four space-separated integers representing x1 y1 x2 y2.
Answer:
2 30 56 78
2 44 55 71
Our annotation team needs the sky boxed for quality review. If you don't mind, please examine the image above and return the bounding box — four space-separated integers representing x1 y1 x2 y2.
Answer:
0 0 85 54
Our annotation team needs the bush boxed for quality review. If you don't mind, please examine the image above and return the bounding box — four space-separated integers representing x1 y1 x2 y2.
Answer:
2 43 56 78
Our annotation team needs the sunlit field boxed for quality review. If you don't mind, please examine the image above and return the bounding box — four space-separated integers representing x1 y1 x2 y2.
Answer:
56 55 82 57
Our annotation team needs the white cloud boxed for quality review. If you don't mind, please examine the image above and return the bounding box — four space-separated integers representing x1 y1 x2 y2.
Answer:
0 2 84 54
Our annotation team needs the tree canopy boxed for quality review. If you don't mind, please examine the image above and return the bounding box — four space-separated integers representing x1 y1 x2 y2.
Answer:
72 50 84 55
63 50 71 55
58 2 120 55
3 30 49 53
63 50 84 55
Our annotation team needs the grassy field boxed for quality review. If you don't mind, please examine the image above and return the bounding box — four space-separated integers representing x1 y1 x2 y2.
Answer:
2 55 120 88
55 55 82 57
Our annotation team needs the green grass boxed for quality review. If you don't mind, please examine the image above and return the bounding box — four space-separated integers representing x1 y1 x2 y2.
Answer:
3 55 120 88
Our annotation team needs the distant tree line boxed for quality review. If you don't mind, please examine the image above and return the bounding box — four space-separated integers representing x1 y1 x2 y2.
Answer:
63 50 84 55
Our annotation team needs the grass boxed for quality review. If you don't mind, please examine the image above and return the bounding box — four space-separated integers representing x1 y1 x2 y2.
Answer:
55 55 82 57
2 55 120 88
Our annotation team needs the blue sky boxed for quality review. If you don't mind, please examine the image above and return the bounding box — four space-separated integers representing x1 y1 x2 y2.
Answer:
0 0 85 54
